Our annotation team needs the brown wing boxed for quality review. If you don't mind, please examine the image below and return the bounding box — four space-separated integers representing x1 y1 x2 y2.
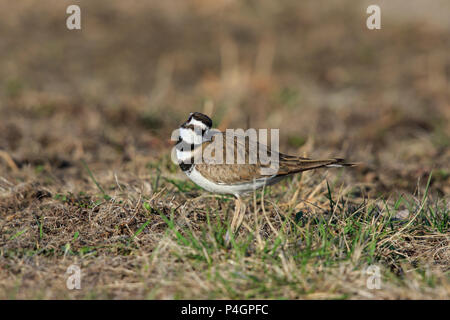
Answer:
195 131 354 184
195 132 269 184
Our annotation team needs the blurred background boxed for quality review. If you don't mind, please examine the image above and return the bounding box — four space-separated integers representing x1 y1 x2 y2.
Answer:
0 0 449 196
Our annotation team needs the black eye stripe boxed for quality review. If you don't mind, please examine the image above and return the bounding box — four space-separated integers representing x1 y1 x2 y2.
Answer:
181 124 207 135
181 124 195 130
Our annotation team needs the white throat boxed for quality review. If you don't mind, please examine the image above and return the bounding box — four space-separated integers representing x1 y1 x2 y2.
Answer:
179 127 205 145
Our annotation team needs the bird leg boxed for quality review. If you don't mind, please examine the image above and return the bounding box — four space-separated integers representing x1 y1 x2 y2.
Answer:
235 199 246 233
225 196 242 244
230 197 241 232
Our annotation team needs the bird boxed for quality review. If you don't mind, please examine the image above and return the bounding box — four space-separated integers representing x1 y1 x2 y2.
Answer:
175 112 355 241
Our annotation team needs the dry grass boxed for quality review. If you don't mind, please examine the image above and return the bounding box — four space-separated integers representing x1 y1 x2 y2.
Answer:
0 0 449 299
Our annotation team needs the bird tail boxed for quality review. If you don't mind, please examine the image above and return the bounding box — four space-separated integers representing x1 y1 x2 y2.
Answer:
280 156 357 174
324 158 357 168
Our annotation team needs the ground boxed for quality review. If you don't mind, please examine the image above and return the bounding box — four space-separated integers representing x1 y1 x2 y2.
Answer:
0 0 449 299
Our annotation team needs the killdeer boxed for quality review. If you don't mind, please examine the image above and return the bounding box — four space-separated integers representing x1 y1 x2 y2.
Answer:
175 112 355 240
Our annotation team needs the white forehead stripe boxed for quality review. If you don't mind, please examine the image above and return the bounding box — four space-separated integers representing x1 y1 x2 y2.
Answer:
188 118 208 129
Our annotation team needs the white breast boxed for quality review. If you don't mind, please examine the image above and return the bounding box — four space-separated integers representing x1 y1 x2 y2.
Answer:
185 167 283 196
